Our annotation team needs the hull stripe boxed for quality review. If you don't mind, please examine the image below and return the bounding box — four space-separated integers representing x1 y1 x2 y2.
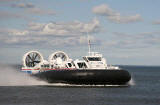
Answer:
21 68 76 71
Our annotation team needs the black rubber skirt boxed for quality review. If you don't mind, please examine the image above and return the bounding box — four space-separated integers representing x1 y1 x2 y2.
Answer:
34 69 131 85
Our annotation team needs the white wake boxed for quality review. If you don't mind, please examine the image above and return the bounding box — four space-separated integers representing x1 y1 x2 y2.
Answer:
128 78 136 86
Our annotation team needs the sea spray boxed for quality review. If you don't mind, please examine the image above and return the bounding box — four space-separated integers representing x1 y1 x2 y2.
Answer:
0 64 48 86
128 78 135 86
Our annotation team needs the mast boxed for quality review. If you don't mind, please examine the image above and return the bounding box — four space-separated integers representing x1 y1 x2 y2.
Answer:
87 32 91 55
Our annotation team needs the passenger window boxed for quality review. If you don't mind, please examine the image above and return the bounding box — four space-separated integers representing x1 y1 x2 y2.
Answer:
68 63 72 67
77 62 87 68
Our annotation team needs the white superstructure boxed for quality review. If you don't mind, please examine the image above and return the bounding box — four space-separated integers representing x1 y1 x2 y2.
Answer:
21 34 120 74
22 50 120 74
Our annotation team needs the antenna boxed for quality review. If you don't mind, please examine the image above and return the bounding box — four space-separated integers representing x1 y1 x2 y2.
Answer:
87 31 91 55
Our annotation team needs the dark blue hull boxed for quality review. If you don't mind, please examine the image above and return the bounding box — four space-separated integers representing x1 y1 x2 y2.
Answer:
34 69 131 85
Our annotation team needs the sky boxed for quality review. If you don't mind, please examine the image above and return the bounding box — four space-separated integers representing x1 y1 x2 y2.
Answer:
0 0 160 65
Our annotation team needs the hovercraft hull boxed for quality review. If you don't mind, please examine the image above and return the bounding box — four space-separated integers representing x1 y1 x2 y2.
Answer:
33 69 131 85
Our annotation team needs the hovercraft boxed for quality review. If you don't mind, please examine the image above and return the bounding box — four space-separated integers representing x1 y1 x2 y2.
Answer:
21 49 131 85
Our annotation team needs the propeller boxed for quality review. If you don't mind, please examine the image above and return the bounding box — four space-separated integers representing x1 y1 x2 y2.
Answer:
49 51 69 63
53 53 67 61
23 51 43 67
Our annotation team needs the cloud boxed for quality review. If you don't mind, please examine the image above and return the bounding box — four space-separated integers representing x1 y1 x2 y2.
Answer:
0 3 55 21
11 3 56 15
92 4 142 23
0 10 35 21
47 36 97 47
0 28 29 36
27 7 55 15
108 14 142 24
0 28 47 45
104 31 160 49
92 4 114 16
28 18 100 36
0 11 28 20
152 20 160 25
0 18 101 47
0 0 19 2
11 3 35 8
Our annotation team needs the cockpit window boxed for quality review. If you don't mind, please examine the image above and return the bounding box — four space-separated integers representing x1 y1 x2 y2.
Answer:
88 57 101 61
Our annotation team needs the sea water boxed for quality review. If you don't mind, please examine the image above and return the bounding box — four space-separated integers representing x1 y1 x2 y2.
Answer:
0 64 159 105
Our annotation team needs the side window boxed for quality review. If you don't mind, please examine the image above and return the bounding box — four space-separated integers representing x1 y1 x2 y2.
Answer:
68 63 72 67
77 62 87 68
44 65 49 68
